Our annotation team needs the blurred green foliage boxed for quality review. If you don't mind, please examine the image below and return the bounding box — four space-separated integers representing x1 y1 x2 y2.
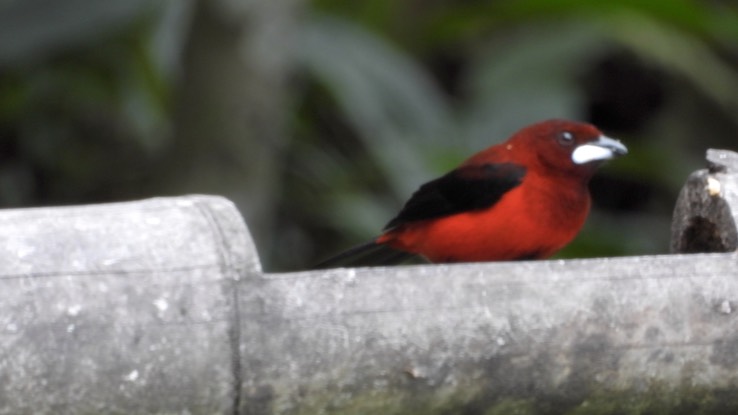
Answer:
1 0 738 270
0 0 167 204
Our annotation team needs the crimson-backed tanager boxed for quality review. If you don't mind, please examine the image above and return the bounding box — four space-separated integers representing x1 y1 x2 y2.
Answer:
317 119 627 267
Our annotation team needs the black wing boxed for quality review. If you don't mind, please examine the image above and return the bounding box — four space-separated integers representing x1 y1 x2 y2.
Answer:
384 162 526 230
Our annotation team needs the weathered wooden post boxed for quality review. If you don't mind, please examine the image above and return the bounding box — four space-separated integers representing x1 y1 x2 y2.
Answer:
671 149 738 254
1 150 738 414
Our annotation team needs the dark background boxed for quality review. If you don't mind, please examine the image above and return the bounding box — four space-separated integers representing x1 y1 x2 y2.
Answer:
1 0 737 271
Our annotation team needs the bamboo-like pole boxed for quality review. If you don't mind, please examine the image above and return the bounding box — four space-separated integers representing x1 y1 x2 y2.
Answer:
2 150 738 414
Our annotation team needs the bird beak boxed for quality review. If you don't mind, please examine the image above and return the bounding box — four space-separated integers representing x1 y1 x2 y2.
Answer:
571 135 628 165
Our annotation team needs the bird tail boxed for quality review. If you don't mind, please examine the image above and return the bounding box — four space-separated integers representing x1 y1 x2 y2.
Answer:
313 240 421 269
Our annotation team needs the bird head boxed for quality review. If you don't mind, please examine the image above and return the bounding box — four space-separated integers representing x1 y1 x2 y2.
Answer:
511 119 627 180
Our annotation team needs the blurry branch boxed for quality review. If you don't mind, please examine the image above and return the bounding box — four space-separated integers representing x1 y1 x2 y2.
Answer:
157 0 304 269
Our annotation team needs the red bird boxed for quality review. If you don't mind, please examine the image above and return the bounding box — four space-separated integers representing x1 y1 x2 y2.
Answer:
317 119 627 267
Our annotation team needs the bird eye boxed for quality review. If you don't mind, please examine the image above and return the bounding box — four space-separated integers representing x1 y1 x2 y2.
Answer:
558 131 574 146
